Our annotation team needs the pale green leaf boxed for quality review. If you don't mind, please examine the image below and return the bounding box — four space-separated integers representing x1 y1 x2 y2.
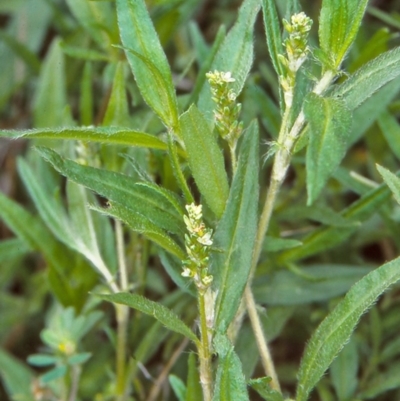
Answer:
333 47 400 110
377 111 400 161
180 104 229 218
278 179 395 263
80 62 93 125
186 353 202 401
169 374 186 401
33 38 71 127
98 292 198 343
92 202 185 260
376 164 400 206
249 377 284 401
0 348 34 401
330 338 358 401
318 0 369 69
116 0 179 129
296 256 400 401
0 126 169 151
304 93 352 205
261 0 284 77
198 0 261 120
211 120 259 333
212 333 249 401
37 147 185 235
103 61 130 126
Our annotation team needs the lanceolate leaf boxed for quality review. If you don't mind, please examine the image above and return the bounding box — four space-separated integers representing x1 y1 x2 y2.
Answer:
376 165 400 206
377 111 400 161
116 0 179 130
318 0 369 69
211 120 259 333
0 127 170 151
296 256 400 401
198 0 261 119
180 105 229 218
304 93 352 205
333 46 400 110
92 203 185 260
213 333 249 401
98 292 198 343
278 177 396 263
261 0 284 77
37 147 185 235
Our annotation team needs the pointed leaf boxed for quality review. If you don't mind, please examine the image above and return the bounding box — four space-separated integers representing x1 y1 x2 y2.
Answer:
92 203 185 260
116 0 178 129
180 105 229 218
98 292 198 343
198 0 261 119
212 333 249 401
169 374 187 401
249 377 284 401
186 352 202 401
33 37 70 127
305 93 352 204
211 120 259 333
261 0 284 77
0 126 170 151
296 256 400 401
333 46 400 110
279 178 396 263
319 0 369 69
377 164 400 206
37 147 185 235
377 111 400 161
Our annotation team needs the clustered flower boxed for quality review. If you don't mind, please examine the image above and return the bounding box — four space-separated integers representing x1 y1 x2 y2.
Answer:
206 70 243 149
279 12 313 106
182 203 213 294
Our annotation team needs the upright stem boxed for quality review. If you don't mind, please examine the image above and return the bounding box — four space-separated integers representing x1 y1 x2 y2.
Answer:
244 70 336 387
198 292 213 401
115 220 129 401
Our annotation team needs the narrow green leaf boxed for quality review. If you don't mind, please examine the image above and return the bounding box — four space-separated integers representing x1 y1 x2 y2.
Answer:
261 0 284 77
98 292 198 343
186 353 202 401
377 111 400 161
211 120 259 333
198 0 261 120
41 365 68 384
0 348 34 401
180 105 229 218
33 37 70 127
333 47 400 110
37 147 185 235
304 93 352 205
264 237 302 253
296 256 400 401
68 352 92 365
0 238 30 263
80 62 93 125
0 32 40 73
0 126 170 151
377 165 400 205
254 265 372 305
330 338 358 401
213 333 249 401
249 377 284 401
27 354 58 367
103 62 130 126
92 202 185 260
62 44 110 61
116 0 179 129
169 374 187 401
279 171 395 263
318 0 369 69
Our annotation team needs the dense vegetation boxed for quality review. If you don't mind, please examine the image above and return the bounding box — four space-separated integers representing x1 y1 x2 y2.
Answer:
1 0 400 400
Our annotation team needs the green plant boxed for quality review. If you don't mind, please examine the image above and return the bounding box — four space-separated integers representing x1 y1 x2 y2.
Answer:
2 0 400 400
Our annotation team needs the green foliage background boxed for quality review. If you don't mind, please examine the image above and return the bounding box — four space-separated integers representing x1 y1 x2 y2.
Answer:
1 0 400 400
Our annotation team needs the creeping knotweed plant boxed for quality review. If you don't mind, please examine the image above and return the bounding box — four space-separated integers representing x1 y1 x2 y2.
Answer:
278 12 312 106
182 203 213 294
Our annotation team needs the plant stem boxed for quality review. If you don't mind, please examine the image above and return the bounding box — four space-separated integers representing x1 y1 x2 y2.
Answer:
244 69 336 386
198 291 213 401
67 365 81 401
115 220 129 401
245 286 281 391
